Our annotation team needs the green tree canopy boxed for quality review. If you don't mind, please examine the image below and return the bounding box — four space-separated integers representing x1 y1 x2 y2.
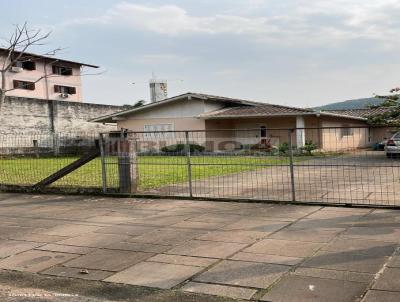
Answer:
367 87 400 126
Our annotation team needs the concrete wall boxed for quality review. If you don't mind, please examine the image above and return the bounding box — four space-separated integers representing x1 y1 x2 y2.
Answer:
0 96 120 134
0 56 84 102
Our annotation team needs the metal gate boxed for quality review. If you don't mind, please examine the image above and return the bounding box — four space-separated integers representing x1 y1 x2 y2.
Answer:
100 126 400 207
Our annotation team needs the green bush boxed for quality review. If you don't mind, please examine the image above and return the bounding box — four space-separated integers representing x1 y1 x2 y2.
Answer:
161 143 205 153
278 142 289 154
301 140 317 155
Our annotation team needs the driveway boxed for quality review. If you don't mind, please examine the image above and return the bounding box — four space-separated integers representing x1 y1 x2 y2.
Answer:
151 151 400 206
0 193 399 301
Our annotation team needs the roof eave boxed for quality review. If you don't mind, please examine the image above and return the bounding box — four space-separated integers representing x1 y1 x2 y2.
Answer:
318 112 368 121
200 112 316 119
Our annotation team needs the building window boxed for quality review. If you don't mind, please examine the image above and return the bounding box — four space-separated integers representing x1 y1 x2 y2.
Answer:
260 126 267 137
143 124 174 139
340 125 353 138
54 85 76 94
13 61 36 70
13 80 35 90
52 65 73 76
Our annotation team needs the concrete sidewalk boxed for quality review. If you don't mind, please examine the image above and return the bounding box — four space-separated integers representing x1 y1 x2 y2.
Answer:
0 193 399 301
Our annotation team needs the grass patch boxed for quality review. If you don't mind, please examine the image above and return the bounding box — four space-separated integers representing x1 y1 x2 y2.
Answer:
0 155 303 190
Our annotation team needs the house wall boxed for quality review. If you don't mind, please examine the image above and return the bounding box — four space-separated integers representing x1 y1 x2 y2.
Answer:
0 56 83 102
204 116 320 150
319 117 370 151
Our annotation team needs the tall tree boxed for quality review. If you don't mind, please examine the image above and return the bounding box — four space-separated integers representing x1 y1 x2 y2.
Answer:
368 87 400 126
0 22 62 114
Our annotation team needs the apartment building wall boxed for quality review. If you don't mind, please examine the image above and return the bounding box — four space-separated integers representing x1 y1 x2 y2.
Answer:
0 56 83 102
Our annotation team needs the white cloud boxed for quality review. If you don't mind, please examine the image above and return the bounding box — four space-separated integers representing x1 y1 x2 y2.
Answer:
134 54 194 64
66 1 400 47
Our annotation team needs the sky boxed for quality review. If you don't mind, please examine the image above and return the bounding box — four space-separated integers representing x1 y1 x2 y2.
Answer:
1 0 400 107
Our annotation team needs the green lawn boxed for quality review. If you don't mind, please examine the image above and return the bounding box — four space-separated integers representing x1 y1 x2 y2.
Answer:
0 155 299 190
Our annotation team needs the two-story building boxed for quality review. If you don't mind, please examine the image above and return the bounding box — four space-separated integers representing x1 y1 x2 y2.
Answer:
0 48 98 102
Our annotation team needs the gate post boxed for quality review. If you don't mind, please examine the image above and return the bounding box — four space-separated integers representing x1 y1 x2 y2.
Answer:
185 131 193 198
288 129 296 202
118 131 138 194
99 133 107 193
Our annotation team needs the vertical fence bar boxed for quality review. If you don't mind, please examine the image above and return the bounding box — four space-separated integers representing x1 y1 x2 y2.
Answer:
99 133 107 193
185 131 193 198
288 129 296 202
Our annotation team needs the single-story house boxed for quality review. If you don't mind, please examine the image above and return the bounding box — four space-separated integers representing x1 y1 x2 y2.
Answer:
92 92 393 152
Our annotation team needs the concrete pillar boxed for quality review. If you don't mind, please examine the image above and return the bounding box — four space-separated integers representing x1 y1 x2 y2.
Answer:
296 116 305 148
118 134 138 194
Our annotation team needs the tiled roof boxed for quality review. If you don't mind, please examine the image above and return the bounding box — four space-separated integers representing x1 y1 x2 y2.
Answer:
200 104 314 118
321 108 391 118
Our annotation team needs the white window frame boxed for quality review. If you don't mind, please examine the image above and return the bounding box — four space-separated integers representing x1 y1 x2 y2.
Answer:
143 123 175 139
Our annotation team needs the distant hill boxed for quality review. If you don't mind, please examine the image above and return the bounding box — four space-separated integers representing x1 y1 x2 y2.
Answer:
315 97 384 110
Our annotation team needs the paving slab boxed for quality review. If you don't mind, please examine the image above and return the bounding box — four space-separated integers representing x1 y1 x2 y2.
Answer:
194 260 290 288
222 219 290 233
35 244 97 255
170 221 226 230
261 274 368 302
166 240 247 259
0 240 42 259
269 227 343 243
147 254 217 267
343 227 400 243
36 224 102 237
362 290 400 302
41 265 114 280
127 228 205 245
230 252 303 266
372 267 400 291
84 215 137 224
63 249 153 272
56 233 131 248
94 225 156 236
9 233 69 243
322 238 397 256
0 250 77 273
294 267 374 283
243 239 324 258
387 254 400 268
182 282 257 300
301 250 388 273
128 215 189 227
196 230 267 244
105 241 172 253
104 261 203 289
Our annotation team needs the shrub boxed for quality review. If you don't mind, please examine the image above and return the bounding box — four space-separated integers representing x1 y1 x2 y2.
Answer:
301 140 317 155
278 142 289 154
161 143 205 154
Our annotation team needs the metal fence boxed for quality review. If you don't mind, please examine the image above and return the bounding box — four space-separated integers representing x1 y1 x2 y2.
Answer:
0 127 399 208
0 132 103 192
100 126 400 207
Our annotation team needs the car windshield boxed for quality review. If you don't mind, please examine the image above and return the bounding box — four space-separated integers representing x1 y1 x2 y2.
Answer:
394 133 400 139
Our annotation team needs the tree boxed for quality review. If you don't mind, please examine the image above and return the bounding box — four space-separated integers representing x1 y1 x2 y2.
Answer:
367 87 400 126
0 22 62 114
122 100 146 110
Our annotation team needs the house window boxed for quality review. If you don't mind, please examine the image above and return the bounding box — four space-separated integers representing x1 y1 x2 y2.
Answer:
13 61 36 70
340 125 353 138
52 65 73 76
143 124 175 139
13 80 35 90
260 126 267 137
54 85 76 94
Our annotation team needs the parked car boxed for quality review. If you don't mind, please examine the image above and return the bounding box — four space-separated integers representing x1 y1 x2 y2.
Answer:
385 132 400 158
374 138 388 151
